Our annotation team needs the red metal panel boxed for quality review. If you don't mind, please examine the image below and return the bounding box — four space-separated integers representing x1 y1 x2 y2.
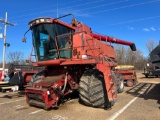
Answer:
96 64 117 102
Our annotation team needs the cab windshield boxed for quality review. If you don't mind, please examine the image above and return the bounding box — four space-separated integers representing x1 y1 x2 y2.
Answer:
32 23 74 61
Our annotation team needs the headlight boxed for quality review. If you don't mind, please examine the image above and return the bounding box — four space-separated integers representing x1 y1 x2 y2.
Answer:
29 18 51 27
40 19 44 22
36 19 40 24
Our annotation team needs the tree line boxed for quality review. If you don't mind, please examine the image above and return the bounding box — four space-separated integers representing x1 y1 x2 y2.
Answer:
0 51 27 69
114 45 146 70
114 39 157 70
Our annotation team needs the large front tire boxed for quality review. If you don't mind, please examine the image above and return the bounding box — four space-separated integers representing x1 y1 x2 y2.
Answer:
79 69 110 108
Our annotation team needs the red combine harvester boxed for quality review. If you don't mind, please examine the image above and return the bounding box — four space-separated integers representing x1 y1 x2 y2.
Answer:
23 14 136 110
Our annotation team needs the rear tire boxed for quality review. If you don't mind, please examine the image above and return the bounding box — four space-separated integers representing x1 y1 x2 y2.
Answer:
117 74 124 93
79 69 110 108
111 71 117 106
145 74 148 78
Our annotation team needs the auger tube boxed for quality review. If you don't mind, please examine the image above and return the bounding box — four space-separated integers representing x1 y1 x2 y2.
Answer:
92 33 136 51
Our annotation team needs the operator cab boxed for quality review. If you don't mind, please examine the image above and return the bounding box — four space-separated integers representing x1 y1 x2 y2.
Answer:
29 18 75 61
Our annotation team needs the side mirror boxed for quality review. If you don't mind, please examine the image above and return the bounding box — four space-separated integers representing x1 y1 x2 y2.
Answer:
71 18 77 26
22 29 30 43
22 38 26 42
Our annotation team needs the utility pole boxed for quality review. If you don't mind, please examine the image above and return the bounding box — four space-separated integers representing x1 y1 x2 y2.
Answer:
0 12 14 80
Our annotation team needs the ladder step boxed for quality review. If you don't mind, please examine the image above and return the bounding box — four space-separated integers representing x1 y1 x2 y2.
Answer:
86 48 100 51
109 98 113 102
86 38 93 40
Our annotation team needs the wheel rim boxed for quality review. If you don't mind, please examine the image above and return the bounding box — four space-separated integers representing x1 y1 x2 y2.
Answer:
127 80 133 87
120 80 124 89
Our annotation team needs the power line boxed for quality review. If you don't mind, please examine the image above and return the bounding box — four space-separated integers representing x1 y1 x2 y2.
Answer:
9 0 106 20
70 0 131 13
12 0 160 25
58 0 106 10
11 0 130 23
76 0 160 16
10 0 159 20
16 15 160 28
10 0 160 22
9 0 85 16
94 15 160 28
9 0 160 27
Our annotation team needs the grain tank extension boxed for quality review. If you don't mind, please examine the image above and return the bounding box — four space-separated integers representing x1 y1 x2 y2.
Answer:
24 15 136 110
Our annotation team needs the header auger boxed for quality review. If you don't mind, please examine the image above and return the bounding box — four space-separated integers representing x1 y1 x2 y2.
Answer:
24 14 136 110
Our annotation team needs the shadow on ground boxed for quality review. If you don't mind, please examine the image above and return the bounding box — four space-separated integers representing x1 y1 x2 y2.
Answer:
139 76 160 79
0 90 25 99
125 82 160 105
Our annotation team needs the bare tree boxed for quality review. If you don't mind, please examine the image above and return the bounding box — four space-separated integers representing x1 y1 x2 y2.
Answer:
114 45 126 65
146 39 157 54
7 51 25 64
114 45 146 70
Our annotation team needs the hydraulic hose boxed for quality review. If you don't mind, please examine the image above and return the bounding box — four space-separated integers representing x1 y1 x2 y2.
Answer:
62 72 68 93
